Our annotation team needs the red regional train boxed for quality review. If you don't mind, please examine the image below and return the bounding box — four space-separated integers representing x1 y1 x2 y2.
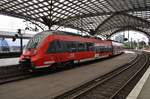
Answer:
19 30 123 70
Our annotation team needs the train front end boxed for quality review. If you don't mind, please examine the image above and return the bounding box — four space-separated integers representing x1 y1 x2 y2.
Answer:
19 31 50 70
19 47 37 69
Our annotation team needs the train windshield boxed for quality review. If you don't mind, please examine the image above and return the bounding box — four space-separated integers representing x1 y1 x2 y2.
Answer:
25 31 52 49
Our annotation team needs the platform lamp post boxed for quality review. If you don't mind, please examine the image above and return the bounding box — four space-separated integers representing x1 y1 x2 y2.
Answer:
13 29 23 53
12 29 23 53
17 29 23 53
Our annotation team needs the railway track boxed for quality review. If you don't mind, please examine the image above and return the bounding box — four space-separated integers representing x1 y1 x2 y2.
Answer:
0 65 32 84
54 51 150 99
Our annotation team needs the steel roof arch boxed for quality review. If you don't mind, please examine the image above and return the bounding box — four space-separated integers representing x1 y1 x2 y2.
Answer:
0 0 150 36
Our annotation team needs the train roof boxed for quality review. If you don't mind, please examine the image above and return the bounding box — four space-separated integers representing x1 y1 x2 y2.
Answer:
34 30 123 46
52 33 112 45
35 30 101 39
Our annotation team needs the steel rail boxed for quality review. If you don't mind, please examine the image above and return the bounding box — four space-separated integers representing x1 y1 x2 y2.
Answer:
110 53 149 99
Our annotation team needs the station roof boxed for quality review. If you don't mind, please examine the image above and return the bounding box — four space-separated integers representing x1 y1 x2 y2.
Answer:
0 0 150 37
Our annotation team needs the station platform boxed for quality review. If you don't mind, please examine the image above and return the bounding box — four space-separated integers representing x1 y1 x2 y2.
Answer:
0 58 19 67
127 50 150 99
137 68 150 99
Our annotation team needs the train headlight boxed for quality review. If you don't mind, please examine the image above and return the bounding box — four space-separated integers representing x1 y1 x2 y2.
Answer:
33 49 37 55
23 49 26 54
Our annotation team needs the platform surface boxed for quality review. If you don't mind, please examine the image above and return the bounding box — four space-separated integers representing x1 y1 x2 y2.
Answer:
0 58 19 67
137 50 150 99
0 52 136 99
137 74 150 99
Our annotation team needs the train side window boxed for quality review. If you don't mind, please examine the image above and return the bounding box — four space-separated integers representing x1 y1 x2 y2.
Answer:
86 43 92 51
100 46 102 51
95 46 98 52
78 43 86 51
98 46 101 52
46 41 57 53
55 40 65 52
101 47 103 51
61 41 67 52
66 42 70 52
97 46 100 52
71 42 77 52
66 41 77 52
108 46 112 51
104 46 106 51
87 43 94 51
47 40 66 53
106 47 108 51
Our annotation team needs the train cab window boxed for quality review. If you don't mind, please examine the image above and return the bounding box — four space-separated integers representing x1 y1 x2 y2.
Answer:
26 34 46 49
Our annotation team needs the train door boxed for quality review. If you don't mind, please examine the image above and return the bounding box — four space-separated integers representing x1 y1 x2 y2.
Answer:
65 41 77 61
76 43 86 61
76 42 94 62
86 42 95 58
94 43 100 59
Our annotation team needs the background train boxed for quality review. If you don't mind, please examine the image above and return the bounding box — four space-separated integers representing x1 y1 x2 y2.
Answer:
19 30 123 69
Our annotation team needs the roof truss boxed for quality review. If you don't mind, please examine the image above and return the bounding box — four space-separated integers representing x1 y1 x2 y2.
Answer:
0 0 150 36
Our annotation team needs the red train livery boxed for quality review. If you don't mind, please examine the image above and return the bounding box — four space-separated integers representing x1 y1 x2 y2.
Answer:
19 30 123 69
